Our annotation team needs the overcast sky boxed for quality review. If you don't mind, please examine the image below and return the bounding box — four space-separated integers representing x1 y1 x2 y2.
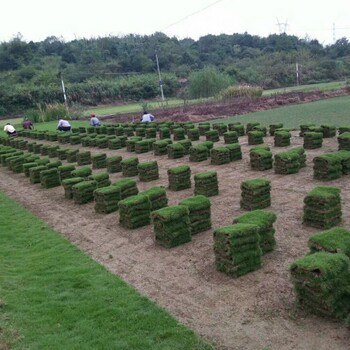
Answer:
1 0 350 45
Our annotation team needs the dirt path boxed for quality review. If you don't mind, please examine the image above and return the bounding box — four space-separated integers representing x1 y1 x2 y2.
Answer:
1 132 349 350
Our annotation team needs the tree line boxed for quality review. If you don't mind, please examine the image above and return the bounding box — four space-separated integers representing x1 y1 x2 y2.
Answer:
0 32 350 114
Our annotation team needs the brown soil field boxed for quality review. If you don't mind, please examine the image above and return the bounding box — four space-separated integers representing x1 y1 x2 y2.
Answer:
1 131 350 350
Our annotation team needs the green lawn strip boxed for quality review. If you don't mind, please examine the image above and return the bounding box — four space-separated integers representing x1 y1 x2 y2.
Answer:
0 192 213 350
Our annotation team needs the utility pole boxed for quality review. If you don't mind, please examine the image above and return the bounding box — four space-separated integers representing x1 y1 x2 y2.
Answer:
296 62 300 86
155 51 165 101
58 71 68 107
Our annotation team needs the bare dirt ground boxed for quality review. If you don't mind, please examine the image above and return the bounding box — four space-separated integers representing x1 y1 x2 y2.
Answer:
1 131 350 350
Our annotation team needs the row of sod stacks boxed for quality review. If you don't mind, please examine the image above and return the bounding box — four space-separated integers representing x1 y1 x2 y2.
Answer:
250 146 273 171
233 210 277 254
88 172 111 188
151 205 192 248
153 140 172 156
308 227 350 258
303 186 342 229
338 127 350 135
313 153 342 180
189 144 208 162
118 194 151 229
225 143 242 161
77 151 91 166
138 161 159 181
198 123 210 136
194 171 219 197
304 132 323 149
205 130 220 142
214 223 262 278
92 153 107 169
94 185 121 213
173 128 186 140
29 165 47 184
71 166 92 179
113 178 139 199
210 147 230 165
40 168 61 188
121 157 139 177
61 177 84 199
167 143 185 159
224 131 238 144
72 180 98 204
107 156 122 173
269 123 284 136
290 252 350 319
241 178 271 210
159 127 171 139
228 123 245 136
274 130 291 147
66 149 79 163
321 125 337 138
187 128 200 141
338 132 350 151
177 139 192 155
179 195 211 234
274 150 300 175
248 131 264 145
168 165 191 191
140 186 168 211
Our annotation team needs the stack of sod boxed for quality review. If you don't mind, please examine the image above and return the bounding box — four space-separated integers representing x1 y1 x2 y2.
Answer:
246 122 260 133
313 153 342 180
57 149 68 160
114 127 124 136
159 127 171 139
35 158 50 166
113 178 138 199
58 133 70 144
240 178 271 210
91 153 107 169
212 123 228 136
61 177 84 199
3 152 24 166
290 252 350 319
187 128 200 141
138 161 159 182
225 143 242 161
291 147 307 168
26 142 36 152
303 186 342 229
338 132 350 151
88 172 111 188
23 162 40 177
248 131 264 145
153 140 171 156
189 144 209 162
69 135 81 145
78 126 86 133
249 146 273 171
338 127 350 135
210 147 230 165
252 125 267 136
40 145 50 156
200 140 214 151
135 140 152 153
71 128 79 134
198 124 211 136
213 223 262 278
46 160 62 169
106 155 122 173
336 150 350 174
233 210 277 254
194 171 219 197
308 227 350 258
118 194 151 229
96 137 109 148
145 128 157 138
40 168 61 188
205 130 220 142
10 155 36 173
66 149 79 163
321 125 337 138
72 180 98 204
86 127 95 134
29 165 47 184
167 165 191 191
123 127 134 137
223 131 238 144
121 157 139 177
48 132 59 141
47 145 59 158
71 166 92 179
135 127 146 137
167 143 185 159
299 124 316 137
33 143 43 154
151 205 192 248
126 139 137 152
140 186 168 211
173 128 186 141
274 130 291 147
58 164 76 183
303 132 323 149
77 151 91 166
274 150 300 175
177 139 192 155
108 137 122 150
179 195 211 234
269 123 284 136
93 185 121 214
228 123 245 136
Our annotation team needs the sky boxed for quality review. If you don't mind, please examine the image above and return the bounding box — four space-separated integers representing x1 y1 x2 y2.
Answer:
1 0 350 45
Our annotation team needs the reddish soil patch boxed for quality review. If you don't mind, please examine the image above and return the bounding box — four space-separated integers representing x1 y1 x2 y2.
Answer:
1 132 350 349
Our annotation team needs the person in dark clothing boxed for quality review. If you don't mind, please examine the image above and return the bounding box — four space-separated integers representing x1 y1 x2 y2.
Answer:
23 117 34 129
